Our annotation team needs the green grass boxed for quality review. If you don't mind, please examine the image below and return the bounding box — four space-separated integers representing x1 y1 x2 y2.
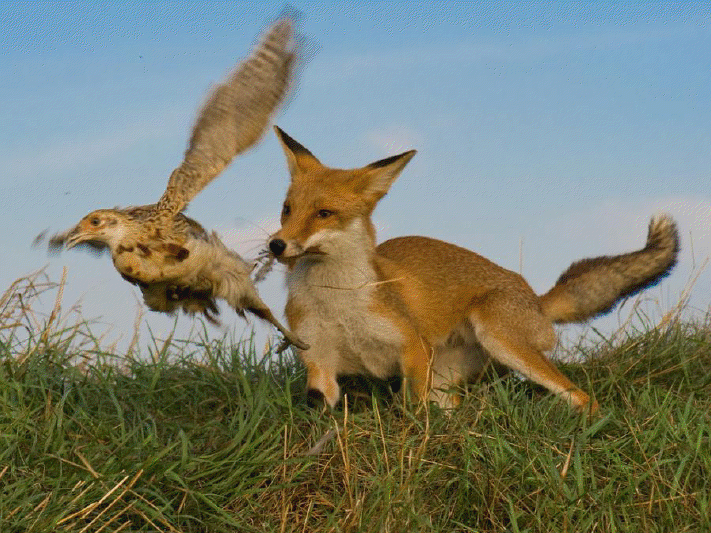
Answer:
1 273 710 532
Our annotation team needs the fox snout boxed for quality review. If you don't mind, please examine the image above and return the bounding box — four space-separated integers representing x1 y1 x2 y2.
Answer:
269 235 327 261
268 236 307 262
269 238 287 257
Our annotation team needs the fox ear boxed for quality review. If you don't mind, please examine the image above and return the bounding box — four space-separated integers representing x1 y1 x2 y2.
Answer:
274 126 321 177
360 150 416 201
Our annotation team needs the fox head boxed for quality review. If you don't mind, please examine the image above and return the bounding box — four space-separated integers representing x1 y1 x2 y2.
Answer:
268 126 416 264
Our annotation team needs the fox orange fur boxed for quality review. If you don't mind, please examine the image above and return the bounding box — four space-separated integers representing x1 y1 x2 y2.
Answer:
268 127 680 414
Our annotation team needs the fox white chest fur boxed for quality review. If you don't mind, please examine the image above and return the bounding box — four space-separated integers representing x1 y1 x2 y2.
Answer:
285 222 404 380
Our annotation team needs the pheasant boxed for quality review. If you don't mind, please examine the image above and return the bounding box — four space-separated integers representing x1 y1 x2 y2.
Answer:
37 16 308 351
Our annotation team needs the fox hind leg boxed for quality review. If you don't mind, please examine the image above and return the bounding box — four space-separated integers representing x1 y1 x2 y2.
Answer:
487 336 597 413
469 297 598 414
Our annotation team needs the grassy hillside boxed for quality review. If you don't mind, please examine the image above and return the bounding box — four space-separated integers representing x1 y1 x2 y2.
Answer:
1 273 710 532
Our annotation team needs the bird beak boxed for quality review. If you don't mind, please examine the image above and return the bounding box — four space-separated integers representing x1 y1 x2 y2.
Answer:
49 225 85 251
41 223 108 256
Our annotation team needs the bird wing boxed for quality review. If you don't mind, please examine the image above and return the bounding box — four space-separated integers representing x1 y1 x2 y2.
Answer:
155 16 299 217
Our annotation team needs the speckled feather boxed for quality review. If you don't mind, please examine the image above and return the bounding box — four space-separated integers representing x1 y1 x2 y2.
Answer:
36 16 308 351
156 18 296 219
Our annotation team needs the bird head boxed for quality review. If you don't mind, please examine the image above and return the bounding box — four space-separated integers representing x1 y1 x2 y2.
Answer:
59 209 129 252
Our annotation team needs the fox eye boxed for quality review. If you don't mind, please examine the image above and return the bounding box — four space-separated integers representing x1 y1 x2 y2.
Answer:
317 209 333 219
90 217 101 226
282 204 291 216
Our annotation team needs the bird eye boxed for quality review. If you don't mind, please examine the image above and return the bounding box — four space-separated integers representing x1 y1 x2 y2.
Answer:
90 217 101 226
317 209 333 219
282 204 291 216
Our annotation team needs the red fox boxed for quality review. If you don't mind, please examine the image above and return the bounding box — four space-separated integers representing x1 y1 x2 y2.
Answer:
268 127 680 414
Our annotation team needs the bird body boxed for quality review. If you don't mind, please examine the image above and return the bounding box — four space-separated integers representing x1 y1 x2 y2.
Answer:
59 206 208 286
40 16 308 351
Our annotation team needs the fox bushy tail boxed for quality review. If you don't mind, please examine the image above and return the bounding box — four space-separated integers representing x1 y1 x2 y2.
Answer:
539 214 680 323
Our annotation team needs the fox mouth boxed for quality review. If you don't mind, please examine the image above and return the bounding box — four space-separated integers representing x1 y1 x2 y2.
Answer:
268 234 329 265
287 246 326 259
271 245 325 265
304 245 326 255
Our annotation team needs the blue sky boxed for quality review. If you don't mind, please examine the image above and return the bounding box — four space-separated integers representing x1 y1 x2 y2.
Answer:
2 1 709 354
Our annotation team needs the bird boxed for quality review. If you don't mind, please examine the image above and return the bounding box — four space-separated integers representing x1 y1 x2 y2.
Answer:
36 15 309 352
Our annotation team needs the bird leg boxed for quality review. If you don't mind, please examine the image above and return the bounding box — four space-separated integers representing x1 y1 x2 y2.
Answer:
245 304 309 352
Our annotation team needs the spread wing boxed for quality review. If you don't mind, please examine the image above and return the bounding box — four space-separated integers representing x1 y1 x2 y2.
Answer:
156 16 300 217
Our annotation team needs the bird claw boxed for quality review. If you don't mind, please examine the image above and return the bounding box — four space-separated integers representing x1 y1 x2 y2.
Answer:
275 335 309 353
275 339 291 354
